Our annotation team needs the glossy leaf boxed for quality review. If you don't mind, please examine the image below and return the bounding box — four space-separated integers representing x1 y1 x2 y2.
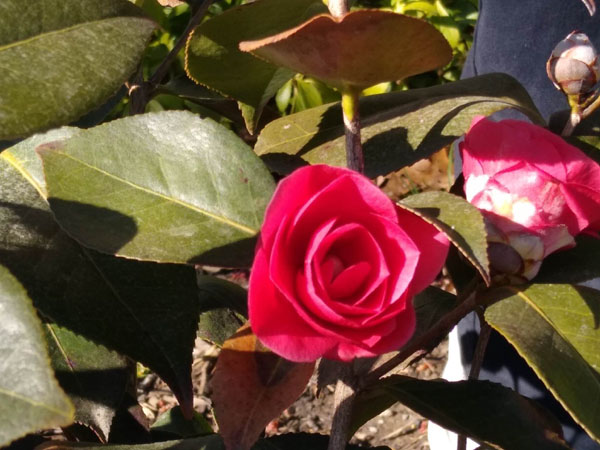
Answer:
535 235 600 284
353 376 570 449
0 265 73 447
485 284 600 442
240 10 451 90
0 134 201 418
35 433 391 449
399 191 490 284
254 73 544 177
198 275 247 346
45 324 130 442
0 0 155 139
185 0 326 132
211 324 315 450
38 111 275 266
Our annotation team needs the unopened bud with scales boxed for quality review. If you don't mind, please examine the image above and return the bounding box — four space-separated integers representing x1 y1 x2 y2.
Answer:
547 31 600 99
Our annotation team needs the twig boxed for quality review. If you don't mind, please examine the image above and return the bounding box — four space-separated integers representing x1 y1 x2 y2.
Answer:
362 279 482 387
457 314 492 450
327 364 358 450
149 0 214 86
561 111 581 136
128 0 213 114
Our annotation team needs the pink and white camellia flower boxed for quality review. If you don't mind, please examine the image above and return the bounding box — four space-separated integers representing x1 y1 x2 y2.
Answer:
248 165 449 362
461 116 600 279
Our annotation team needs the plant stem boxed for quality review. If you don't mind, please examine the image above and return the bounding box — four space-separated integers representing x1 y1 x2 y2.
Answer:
128 0 213 114
149 0 214 86
328 364 357 450
561 111 581 136
362 279 482 387
582 90 600 120
456 314 492 450
342 90 364 173
327 0 349 17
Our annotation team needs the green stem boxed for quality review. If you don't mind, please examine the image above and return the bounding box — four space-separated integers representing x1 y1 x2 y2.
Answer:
341 89 364 173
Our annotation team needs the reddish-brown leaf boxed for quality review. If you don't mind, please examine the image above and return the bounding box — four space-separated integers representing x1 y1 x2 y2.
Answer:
211 324 315 450
239 10 452 90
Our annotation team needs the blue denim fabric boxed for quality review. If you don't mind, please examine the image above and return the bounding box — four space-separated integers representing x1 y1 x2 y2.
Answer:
457 1 600 448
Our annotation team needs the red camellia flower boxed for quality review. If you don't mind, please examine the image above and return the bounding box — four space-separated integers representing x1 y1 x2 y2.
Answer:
248 165 449 362
461 116 600 279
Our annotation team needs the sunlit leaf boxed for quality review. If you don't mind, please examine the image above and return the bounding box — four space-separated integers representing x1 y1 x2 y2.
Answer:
399 191 490 284
0 265 73 447
240 10 451 90
38 111 275 266
0 0 155 139
485 284 600 442
255 73 543 177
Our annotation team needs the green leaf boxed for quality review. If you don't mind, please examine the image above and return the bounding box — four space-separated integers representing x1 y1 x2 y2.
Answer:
35 433 392 449
254 73 544 177
36 435 225 450
0 0 155 139
38 111 275 266
184 0 326 132
45 324 130 443
0 133 201 418
240 10 451 90
535 235 600 284
0 265 74 447
485 284 600 443
197 275 247 346
151 408 213 438
399 191 490 285
410 286 457 344
353 376 570 450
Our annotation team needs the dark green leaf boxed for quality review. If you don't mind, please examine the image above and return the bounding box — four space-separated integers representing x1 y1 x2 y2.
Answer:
0 133 201 418
485 284 600 442
36 435 224 450
45 324 130 443
151 408 213 439
35 433 392 449
255 73 544 177
184 0 326 132
353 376 570 450
0 265 73 447
399 191 490 284
196 270 249 347
410 286 457 344
535 235 600 284
38 111 275 266
0 0 155 139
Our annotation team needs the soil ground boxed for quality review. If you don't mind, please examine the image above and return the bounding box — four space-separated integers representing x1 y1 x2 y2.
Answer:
137 337 448 450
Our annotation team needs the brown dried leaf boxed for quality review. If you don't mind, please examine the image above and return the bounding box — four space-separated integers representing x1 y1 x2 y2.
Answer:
240 10 452 90
211 324 315 450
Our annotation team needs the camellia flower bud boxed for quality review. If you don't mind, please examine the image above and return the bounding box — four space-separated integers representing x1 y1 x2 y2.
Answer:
547 31 600 96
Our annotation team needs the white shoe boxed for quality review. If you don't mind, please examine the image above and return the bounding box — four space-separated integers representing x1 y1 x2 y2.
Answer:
427 327 479 450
